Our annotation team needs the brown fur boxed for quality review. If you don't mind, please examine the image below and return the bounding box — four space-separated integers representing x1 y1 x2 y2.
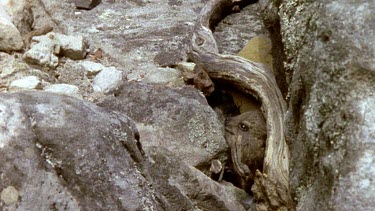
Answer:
224 110 267 190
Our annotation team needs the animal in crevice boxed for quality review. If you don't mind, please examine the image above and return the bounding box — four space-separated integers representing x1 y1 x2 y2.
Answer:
224 109 267 192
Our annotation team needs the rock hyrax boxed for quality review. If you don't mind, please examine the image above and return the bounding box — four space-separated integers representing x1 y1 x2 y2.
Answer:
224 110 267 189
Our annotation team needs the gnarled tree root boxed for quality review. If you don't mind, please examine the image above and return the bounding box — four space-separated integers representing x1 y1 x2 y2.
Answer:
189 0 294 210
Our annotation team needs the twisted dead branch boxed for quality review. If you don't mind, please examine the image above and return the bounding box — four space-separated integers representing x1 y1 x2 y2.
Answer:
189 0 294 210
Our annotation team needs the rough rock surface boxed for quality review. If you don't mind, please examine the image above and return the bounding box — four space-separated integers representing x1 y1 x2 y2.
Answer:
23 32 88 68
259 0 375 210
92 66 123 94
43 83 82 99
0 0 372 210
79 60 105 77
0 91 160 210
0 3 23 51
146 146 253 211
142 67 184 86
98 82 228 167
70 0 102 10
9 76 42 90
0 91 252 210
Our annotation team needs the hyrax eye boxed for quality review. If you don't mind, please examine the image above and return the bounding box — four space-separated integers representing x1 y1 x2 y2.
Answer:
238 123 249 131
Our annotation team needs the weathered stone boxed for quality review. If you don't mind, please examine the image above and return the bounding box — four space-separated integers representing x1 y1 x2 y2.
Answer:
44 83 82 99
79 60 104 77
0 91 255 210
0 52 18 78
153 49 187 67
142 67 183 86
1 0 33 37
146 146 253 211
9 76 42 90
176 62 195 73
214 2 269 56
0 5 23 51
261 0 375 210
23 32 88 68
70 0 102 10
23 33 60 68
0 91 162 210
0 186 19 206
55 33 87 60
98 82 227 167
92 66 123 94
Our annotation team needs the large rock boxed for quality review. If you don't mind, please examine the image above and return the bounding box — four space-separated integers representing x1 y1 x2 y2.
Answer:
0 91 252 210
0 4 23 51
258 0 375 210
0 91 162 210
98 82 228 167
146 146 253 211
1 0 33 37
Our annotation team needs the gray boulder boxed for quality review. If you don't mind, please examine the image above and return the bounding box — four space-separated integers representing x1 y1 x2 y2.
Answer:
0 91 161 210
98 82 228 167
258 0 375 210
146 146 253 211
0 5 23 51
0 91 252 211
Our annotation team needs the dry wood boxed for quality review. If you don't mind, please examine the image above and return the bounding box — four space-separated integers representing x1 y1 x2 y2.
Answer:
189 0 294 210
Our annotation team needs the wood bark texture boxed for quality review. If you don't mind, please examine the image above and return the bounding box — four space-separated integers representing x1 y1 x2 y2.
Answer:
189 0 294 210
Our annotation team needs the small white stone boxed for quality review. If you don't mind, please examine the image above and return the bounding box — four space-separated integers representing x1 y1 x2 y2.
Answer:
93 66 123 94
44 84 82 99
79 61 105 77
1 186 19 205
9 76 42 90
